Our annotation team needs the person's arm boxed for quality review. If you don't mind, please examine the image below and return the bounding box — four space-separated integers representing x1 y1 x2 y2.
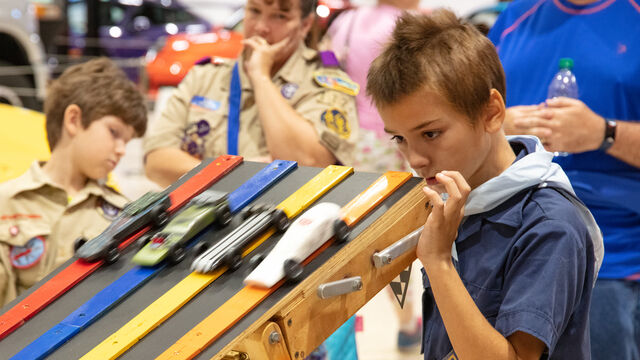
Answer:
144 148 200 188
419 171 546 360
143 69 204 187
243 36 337 167
506 97 640 168
0 244 18 306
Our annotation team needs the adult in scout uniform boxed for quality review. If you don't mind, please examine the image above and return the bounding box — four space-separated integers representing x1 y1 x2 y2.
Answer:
0 58 147 306
143 0 360 187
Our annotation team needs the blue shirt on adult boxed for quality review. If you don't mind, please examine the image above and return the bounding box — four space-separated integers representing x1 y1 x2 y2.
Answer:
488 0 640 279
421 139 594 359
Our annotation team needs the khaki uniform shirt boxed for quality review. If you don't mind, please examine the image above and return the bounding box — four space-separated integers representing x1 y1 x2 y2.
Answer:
144 45 359 165
0 162 128 305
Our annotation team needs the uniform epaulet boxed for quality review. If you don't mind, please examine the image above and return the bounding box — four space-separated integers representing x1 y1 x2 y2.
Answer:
318 51 340 68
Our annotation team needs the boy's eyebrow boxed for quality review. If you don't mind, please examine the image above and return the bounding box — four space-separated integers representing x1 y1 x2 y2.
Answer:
384 118 441 134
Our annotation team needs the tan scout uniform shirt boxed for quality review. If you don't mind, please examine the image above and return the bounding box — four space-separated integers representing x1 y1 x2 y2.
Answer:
144 45 359 165
0 162 128 305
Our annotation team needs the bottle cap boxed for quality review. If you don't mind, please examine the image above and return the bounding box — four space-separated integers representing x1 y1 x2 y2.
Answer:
558 58 574 70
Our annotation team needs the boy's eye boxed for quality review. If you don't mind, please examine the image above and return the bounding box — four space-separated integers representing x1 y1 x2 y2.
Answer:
390 135 404 144
109 128 119 138
248 7 260 14
423 131 440 139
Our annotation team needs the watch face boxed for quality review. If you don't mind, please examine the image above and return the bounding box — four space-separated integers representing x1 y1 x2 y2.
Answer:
10 236 46 269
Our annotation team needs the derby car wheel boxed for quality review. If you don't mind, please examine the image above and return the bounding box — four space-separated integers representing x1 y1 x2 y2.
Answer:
273 209 290 233
247 253 265 271
168 246 186 265
284 259 303 283
151 206 169 229
216 205 232 227
105 246 121 265
135 233 153 250
333 219 350 243
224 249 243 272
73 237 88 253
193 241 210 256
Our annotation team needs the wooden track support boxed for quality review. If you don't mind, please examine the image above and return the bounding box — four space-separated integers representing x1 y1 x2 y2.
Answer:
215 181 427 360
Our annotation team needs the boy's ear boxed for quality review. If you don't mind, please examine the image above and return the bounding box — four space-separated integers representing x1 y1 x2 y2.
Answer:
63 104 83 137
483 89 506 134
301 14 314 37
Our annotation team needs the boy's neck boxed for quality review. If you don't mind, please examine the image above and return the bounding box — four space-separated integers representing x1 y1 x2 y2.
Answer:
471 134 516 190
42 148 88 198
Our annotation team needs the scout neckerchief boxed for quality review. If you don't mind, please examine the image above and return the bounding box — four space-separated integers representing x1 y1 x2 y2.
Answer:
227 63 241 155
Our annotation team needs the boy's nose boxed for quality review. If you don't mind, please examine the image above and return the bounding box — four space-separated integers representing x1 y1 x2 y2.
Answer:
405 147 430 171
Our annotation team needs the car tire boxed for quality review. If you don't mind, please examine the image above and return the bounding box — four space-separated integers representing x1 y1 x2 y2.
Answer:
136 233 153 250
168 246 186 265
247 252 265 271
333 219 350 243
105 247 121 265
73 237 88 253
152 208 169 229
284 259 303 283
193 241 210 256
224 249 243 272
216 205 232 227
273 209 289 233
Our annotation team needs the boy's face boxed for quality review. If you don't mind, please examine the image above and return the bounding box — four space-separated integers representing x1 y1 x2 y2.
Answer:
379 88 493 192
244 0 311 62
73 115 135 180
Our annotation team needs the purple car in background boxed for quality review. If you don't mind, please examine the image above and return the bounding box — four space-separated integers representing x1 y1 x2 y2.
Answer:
66 0 210 80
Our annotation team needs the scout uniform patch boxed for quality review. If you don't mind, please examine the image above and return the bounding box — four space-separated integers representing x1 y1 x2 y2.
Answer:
190 95 221 112
9 236 45 269
321 108 351 139
98 198 121 221
181 119 211 158
313 71 360 96
281 83 298 99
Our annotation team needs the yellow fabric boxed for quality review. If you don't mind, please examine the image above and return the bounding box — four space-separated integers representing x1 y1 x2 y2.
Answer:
0 104 50 182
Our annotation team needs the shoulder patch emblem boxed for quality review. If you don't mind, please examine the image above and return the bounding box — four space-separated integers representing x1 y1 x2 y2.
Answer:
281 83 299 99
10 236 45 269
313 71 360 96
321 108 351 139
98 198 121 220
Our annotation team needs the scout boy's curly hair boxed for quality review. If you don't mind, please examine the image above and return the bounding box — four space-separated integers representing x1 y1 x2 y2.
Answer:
44 57 147 151
367 9 506 123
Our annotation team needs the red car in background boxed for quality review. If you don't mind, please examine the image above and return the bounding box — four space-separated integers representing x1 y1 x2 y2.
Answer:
144 0 351 96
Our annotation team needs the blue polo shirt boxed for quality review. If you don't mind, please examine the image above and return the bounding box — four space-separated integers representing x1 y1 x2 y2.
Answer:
421 141 595 359
488 0 640 279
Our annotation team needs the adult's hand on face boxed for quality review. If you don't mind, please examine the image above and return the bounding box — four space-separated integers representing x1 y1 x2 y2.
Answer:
417 171 470 265
243 34 300 82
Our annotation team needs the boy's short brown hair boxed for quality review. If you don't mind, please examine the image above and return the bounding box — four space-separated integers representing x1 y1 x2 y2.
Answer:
367 10 506 123
44 57 147 151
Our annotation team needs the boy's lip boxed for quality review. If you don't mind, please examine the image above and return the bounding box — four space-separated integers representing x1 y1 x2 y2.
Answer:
426 177 438 186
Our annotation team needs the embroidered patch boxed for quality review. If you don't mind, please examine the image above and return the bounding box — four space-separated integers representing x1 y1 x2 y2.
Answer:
10 236 45 269
181 119 210 159
98 198 121 220
321 108 351 139
313 71 359 96
190 95 221 112
281 83 298 99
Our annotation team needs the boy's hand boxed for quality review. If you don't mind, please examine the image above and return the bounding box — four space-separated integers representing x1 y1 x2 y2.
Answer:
243 34 300 81
417 171 470 265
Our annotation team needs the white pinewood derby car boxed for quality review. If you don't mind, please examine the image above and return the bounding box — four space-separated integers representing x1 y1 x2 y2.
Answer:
244 202 350 288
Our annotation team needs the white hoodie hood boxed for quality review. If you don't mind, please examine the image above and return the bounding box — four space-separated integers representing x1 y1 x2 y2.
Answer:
459 135 603 279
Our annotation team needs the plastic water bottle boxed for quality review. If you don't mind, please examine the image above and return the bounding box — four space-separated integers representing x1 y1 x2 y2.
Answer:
547 57 578 156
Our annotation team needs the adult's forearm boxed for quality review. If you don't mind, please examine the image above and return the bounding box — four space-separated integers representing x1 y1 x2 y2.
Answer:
250 75 336 166
607 120 640 168
144 148 200 188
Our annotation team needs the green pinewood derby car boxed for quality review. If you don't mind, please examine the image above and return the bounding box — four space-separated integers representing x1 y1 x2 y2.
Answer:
131 190 231 266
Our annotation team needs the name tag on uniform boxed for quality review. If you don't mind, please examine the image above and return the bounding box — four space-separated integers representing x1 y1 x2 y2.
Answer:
190 95 221 112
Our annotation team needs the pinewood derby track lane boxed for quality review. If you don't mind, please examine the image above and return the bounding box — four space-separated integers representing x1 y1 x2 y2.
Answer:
145 173 421 360
0 161 267 359
2 166 421 360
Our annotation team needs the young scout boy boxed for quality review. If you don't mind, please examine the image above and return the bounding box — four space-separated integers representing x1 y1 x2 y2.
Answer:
0 58 147 306
143 0 360 187
367 10 603 359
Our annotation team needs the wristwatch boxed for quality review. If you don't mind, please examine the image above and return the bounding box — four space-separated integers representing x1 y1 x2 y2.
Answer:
599 118 617 152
